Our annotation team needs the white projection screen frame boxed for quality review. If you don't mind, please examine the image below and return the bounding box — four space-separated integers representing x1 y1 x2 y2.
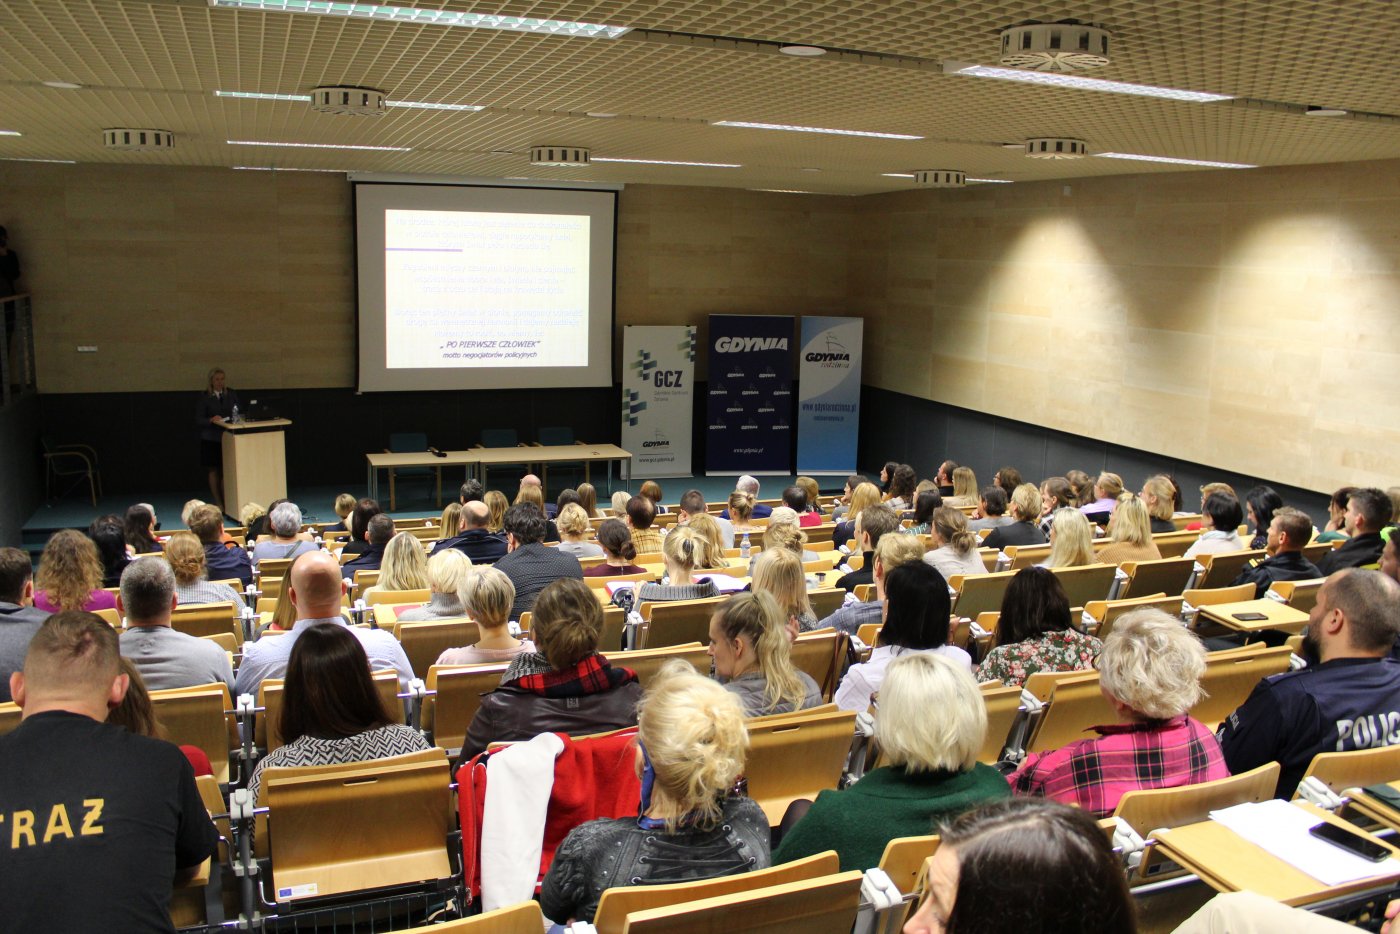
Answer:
354 181 617 392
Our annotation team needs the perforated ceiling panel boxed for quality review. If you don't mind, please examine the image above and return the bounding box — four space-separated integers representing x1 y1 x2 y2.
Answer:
1 0 1398 192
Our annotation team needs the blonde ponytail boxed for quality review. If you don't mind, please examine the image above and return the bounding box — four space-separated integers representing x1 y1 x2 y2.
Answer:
714 591 806 714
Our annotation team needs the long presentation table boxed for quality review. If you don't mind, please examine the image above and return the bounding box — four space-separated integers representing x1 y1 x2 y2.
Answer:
365 444 632 508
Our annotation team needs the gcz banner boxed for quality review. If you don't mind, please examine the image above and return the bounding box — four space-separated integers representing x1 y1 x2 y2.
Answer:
705 314 794 476
796 316 864 474
621 326 696 479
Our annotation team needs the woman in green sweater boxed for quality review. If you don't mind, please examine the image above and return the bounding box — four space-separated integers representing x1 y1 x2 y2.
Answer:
772 652 1010 872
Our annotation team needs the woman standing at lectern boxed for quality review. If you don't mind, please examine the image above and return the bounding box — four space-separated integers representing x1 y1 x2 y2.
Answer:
196 367 240 514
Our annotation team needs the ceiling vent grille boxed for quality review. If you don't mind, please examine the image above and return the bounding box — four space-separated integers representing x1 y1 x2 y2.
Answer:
1024 137 1089 159
1000 22 1111 72
310 86 386 116
530 145 592 166
913 169 966 187
102 128 174 151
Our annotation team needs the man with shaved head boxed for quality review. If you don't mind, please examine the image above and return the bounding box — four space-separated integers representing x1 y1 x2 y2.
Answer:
0 611 217 930
233 550 413 697
430 499 508 564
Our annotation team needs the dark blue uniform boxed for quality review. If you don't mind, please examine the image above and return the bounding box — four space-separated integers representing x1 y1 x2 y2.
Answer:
1217 656 1400 798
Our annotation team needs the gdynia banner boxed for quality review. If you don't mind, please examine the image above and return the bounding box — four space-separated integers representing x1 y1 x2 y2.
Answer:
706 314 794 475
796 316 864 475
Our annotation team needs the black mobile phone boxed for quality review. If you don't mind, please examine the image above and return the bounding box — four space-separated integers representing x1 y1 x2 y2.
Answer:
1231 612 1269 621
1308 821 1390 862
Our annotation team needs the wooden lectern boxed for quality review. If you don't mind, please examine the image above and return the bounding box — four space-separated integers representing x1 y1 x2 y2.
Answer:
221 419 292 511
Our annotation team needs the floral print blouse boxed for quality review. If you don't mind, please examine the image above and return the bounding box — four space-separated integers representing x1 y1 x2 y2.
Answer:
975 629 1103 688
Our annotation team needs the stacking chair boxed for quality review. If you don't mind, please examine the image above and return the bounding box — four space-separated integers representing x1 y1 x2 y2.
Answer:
615 870 865 934
1116 557 1195 599
1049 563 1118 608
1296 745 1400 798
397 619 479 677
1267 577 1325 615
385 431 441 510
1193 549 1267 590
743 708 858 823
150 683 240 785
1190 644 1291 730
42 437 102 505
589 851 841 934
947 570 1017 620
422 662 511 754
637 596 725 649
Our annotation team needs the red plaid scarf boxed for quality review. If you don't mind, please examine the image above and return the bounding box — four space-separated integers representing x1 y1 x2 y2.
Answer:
506 652 637 698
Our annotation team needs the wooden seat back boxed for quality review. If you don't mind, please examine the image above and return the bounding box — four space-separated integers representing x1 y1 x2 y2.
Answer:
1153 530 1203 558
608 643 711 688
256 557 295 580
1114 762 1280 832
744 708 858 823
791 630 847 701
877 834 940 895
1083 593 1179 639
947 570 1017 620
638 597 726 649
397 620 480 677
1118 557 1195 599
591 851 840 934
423 662 511 753
1300 542 1334 564
0 701 21 738
259 669 401 752
1004 544 1051 569
365 588 431 607
170 601 242 643
405 901 544 932
808 588 845 620
618 870 865 934
1194 550 1267 590
150 682 238 785
263 751 452 903
1025 670 1117 754
1297 745 1400 798
1267 578 1325 614
1049 563 1118 608
979 681 1024 764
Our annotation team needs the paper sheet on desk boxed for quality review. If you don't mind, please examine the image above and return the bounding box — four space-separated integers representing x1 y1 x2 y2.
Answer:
695 574 748 593
1209 799 1400 887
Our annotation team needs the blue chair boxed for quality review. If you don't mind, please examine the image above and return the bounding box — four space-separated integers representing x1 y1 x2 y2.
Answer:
473 428 528 492
532 426 588 491
385 432 439 511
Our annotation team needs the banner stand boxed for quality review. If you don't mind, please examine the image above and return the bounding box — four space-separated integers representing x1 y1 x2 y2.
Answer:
621 326 696 481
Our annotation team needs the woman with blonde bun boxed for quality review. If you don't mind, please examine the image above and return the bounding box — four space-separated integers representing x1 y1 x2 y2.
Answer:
164 531 245 607
540 660 770 926
634 528 720 603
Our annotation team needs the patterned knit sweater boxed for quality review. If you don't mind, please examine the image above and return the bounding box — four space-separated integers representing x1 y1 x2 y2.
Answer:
247 724 430 801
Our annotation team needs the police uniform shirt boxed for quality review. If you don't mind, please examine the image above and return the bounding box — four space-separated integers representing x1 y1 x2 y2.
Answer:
0 710 218 933
1217 656 1400 799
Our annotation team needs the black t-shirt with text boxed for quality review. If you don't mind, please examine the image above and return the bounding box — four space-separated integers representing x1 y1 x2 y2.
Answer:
0 710 218 933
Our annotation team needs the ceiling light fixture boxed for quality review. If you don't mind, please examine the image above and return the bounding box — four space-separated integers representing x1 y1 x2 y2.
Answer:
585 112 619 118
751 189 818 193
1024 137 1088 159
881 173 915 178
1305 106 1348 117
592 157 740 167
944 62 1232 102
232 165 348 172
216 89 483 111
0 130 21 137
42 81 83 89
778 45 827 57
714 120 921 140
1095 152 1256 169
968 177 1014 184
385 100 483 111
1 157 76 164
530 145 591 166
216 90 311 102
998 22 1111 72
227 139 411 151
103 128 174 151
914 169 966 187
208 0 630 38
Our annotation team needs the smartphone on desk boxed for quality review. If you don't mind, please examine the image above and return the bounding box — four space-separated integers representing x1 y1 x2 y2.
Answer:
1308 821 1390 862
1231 612 1269 622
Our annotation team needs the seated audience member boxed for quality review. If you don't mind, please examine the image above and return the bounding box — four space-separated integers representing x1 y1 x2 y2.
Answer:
968 486 1013 533
727 490 758 537
944 466 980 510
431 500 509 564
902 489 942 536
0 546 50 702
124 503 162 555
818 534 925 635
709 591 822 717
902 798 1136 934
934 461 958 497
762 507 822 565
1065 469 1094 507
108 658 213 777
608 489 630 517
716 475 771 520
983 484 1049 550
0 612 219 930
251 501 318 565
555 488 582 519
834 481 883 545
540 661 768 926
435 567 534 665
88 514 133 588
885 464 918 511
624 495 662 556
677 490 735 547
242 502 269 541
685 513 730 568
465 579 640 754
1040 507 1097 569
993 465 1023 492
879 461 900 495
752 548 816 633
326 492 356 533
1384 536 1400 584
837 505 901 593
362 530 429 599
1079 472 1124 523
634 528 721 604
246 623 430 800
34 528 118 613
1010 609 1227 816
784 484 823 527
555 503 604 559
518 473 559 518
1317 487 1391 575
1141 475 1180 534
341 498 383 556
341 513 395 582
1317 486 1357 543
775 653 1010 871
437 502 464 540
1182 490 1246 560
395 549 472 622
234 550 414 697
1096 494 1162 565
118 558 234 693
485 490 509 532
1039 477 1076 535
1218 569 1400 798
187 503 252 588
1244 485 1285 550
583 518 646 577
1231 506 1321 598
924 506 988 580
795 476 823 515
494 504 584 619
164 531 245 607
976 567 1101 688
576 482 603 519
638 479 667 515
836 562 970 711
456 479 484 507
833 473 869 520
260 565 305 636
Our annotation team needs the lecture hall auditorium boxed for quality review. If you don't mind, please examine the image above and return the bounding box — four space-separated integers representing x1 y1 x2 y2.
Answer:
2 0 1400 932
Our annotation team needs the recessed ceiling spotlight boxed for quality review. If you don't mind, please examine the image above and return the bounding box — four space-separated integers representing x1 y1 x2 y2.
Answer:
42 81 83 89
1305 106 1348 117
779 45 827 57
585 112 619 118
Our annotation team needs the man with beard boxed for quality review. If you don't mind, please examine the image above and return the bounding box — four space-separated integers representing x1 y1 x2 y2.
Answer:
1217 569 1400 798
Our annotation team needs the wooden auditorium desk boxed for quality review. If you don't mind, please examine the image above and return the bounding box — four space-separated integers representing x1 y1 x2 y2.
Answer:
365 444 632 505
1195 598 1311 634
